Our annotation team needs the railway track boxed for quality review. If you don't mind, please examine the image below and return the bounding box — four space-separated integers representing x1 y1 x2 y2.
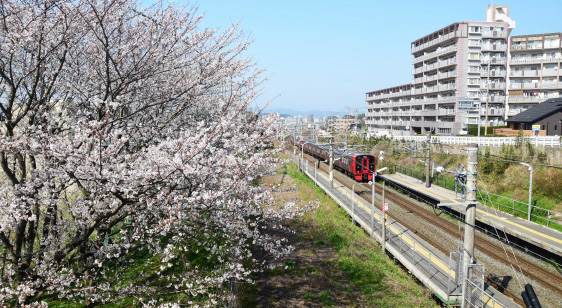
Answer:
296 152 562 306
372 182 562 295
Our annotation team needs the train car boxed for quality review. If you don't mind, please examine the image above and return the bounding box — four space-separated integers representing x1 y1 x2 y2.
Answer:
335 153 376 182
294 138 376 182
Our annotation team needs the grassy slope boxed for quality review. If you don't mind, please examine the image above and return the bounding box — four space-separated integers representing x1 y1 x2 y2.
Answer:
241 162 437 307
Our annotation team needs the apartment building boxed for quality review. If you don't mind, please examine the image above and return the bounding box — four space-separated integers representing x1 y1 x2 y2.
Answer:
335 118 361 131
507 33 562 117
365 5 542 136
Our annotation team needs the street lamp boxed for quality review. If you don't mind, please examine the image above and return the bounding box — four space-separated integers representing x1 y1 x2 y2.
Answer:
519 162 533 221
372 167 388 252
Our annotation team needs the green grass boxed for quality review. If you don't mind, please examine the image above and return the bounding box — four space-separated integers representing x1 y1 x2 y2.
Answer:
285 162 436 307
304 290 334 306
391 164 562 232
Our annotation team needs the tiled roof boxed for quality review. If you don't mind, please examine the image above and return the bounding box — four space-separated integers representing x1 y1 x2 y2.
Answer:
507 98 562 123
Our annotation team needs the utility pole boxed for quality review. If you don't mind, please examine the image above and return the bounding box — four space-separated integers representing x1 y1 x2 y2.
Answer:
477 103 482 138
425 131 431 188
461 144 478 308
329 142 334 189
382 181 386 254
370 182 375 237
389 100 393 137
484 61 491 136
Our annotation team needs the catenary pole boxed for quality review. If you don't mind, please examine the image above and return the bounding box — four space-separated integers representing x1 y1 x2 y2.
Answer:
382 181 386 254
329 143 334 189
461 144 478 308
426 131 431 188
484 61 490 136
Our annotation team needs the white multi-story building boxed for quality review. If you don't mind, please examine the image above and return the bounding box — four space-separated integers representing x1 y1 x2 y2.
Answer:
507 33 562 117
365 6 561 136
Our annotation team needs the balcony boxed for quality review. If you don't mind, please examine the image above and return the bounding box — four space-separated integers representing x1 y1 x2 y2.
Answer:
482 30 506 38
542 69 559 77
438 109 456 115
412 45 458 64
527 44 543 50
426 74 438 82
510 44 527 51
411 31 461 54
439 71 456 79
421 110 438 116
481 70 506 77
481 44 507 51
424 63 438 71
438 58 457 68
481 57 507 65
409 120 427 127
509 57 562 65
541 82 558 89
434 121 456 129
438 84 456 91
508 96 545 103
510 82 540 89
522 70 539 77
486 108 505 116
485 95 505 103
482 82 506 90
392 121 408 126
424 85 439 93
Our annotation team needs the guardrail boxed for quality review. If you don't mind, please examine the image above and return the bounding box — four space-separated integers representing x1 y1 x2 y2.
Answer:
390 165 562 231
390 135 561 147
293 156 507 307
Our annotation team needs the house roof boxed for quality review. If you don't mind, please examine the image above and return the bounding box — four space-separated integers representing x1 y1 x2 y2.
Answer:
507 98 562 123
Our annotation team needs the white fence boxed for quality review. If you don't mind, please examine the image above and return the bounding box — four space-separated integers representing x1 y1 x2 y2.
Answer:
389 135 561 147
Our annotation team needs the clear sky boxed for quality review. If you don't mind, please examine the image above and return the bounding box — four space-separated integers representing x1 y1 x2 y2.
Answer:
164 0 561 114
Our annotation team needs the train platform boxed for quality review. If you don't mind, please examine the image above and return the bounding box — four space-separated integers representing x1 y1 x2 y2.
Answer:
380 172 562 258
294 155 518 308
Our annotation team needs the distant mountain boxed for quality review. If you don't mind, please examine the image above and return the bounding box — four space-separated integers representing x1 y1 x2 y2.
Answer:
264 108 347 118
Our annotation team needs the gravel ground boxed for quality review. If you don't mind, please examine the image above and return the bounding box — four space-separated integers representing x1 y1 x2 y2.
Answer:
303 152 562 308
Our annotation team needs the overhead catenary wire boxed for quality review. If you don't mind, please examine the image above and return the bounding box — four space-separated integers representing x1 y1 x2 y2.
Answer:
475 170 529 290
477 155 562 169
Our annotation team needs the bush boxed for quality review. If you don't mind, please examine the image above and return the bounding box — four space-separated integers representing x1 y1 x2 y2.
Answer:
467 125 507 136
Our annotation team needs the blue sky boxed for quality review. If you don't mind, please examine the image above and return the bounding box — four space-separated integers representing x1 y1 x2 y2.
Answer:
167 1 561 114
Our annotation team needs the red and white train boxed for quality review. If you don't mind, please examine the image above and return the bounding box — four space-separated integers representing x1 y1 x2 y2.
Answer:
299 140 376 182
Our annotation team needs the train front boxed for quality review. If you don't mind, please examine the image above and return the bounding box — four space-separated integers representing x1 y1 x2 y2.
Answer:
352 155 376 181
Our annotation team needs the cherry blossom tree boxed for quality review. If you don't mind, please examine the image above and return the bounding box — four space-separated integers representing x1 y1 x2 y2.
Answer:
0 0 304 305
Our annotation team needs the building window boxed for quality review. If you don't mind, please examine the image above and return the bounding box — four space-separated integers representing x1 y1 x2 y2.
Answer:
468 78 480 85
542 124 545 130
468 66 480 73
544 36 560 48
555 125 558 131
468 53 480 60
469 26 481 33
469 39 481 47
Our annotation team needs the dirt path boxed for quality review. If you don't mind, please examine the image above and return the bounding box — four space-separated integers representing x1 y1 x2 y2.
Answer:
247 172 364 307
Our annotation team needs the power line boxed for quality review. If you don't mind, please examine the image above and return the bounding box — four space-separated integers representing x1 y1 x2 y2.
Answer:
477 155 562 169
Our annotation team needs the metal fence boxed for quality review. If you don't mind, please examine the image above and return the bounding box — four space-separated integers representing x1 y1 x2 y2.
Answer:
481 192 561 230
390 135 561 147
390 165 562 231
294 156 506 307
